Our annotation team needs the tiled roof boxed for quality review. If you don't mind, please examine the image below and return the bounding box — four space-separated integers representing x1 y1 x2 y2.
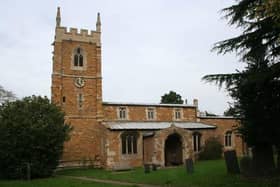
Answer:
106 121 216 130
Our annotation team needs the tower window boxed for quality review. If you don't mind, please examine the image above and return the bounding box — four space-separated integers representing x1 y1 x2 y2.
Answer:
73 48 84 67
62 96 66 103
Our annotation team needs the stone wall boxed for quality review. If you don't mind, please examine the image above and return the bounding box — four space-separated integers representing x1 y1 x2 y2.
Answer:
103 104 197 121
199 117 246 156
106 130 143 169
52 24 104 166
103 105 245 168
143 135 154 163
61 118 106 167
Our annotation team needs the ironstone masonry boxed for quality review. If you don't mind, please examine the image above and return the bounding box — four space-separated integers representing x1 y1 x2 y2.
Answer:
51 7 246 169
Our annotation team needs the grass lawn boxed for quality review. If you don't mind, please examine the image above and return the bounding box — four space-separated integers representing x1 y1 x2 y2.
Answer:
56 160 280 187
0 177 128 187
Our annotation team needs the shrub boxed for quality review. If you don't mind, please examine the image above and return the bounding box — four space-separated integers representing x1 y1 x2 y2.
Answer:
199 137 223 160
0 96 71 179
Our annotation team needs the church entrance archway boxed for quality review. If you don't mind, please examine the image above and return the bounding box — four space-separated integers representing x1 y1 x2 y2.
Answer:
164 133 183 166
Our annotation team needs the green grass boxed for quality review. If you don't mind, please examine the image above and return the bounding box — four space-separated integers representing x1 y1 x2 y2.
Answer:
56 160 280 187
0 177 128 187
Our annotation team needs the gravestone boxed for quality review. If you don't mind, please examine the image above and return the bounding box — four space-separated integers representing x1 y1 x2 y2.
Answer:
224 150 240 174
112 162 132 171
152 164 157 171
144 164 150 173
185 158 194 174
26 162 31 180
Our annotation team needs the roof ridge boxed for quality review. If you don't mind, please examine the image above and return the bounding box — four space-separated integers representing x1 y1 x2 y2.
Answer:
103 101 195 107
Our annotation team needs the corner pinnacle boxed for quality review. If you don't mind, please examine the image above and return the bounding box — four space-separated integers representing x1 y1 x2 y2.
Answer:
56 7 61 27
96 12 101 32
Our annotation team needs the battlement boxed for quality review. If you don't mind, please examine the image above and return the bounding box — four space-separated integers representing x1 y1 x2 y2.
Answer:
55 26 101 46
59 27 99 37
54 7 101 46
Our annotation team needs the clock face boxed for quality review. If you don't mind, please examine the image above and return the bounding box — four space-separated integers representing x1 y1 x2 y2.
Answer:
74 77 85 88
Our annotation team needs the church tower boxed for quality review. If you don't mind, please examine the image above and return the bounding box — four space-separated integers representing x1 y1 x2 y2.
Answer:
51 7 105 167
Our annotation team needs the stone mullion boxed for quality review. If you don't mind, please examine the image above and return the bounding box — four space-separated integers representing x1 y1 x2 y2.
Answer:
131 136 134 154
195 135 199 152
126 136 128 154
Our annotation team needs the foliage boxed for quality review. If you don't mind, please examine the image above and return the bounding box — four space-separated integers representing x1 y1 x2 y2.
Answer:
199 137 223 160
56 160 280 187
202 0 280 176
261 0 280 23
211 1 280 62
223 105 238 116
160 91 183 104
0 96 71 179
205 111 217 116
0 85 17 104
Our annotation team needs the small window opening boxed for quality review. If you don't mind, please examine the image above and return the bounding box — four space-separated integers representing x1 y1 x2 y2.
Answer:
119 107 127 120
175 109 182 120
147 108 155 120
78 93 83 108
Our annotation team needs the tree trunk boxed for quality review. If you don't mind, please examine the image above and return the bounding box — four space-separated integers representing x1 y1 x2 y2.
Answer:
252 144 276 176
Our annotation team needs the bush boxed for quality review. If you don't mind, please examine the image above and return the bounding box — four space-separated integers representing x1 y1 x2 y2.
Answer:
199 137 223 160
0 96 71 179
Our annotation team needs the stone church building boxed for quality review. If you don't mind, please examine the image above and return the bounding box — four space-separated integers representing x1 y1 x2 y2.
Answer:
51 8 246 169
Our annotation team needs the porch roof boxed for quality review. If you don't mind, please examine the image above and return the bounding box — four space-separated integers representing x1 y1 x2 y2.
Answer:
106 122 216 130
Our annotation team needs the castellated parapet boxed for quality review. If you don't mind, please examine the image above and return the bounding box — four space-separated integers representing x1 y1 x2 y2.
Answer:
55 27 101 46
54 7 101 46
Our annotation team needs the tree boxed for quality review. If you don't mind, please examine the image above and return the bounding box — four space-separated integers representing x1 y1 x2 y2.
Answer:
205 111 217 116
262 0 280 23
202 0 280 176
0 85 17 104
160 91 184 104
223 104 239 116
0 96 71 179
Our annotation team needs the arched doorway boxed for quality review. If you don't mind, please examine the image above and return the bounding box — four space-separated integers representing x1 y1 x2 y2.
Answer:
164 133 183 166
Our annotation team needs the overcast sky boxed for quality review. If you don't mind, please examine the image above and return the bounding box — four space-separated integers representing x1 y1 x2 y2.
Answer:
0 0 245 115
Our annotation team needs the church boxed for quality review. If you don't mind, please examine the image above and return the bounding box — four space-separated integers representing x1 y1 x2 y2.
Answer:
51 7 245 169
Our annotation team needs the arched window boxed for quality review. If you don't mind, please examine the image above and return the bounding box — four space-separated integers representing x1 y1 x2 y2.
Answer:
225 131 232 147
74 48 84 67
192 132 201 152
121 132 138 154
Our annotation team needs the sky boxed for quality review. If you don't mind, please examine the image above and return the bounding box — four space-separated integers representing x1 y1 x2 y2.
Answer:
0 0 245 115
